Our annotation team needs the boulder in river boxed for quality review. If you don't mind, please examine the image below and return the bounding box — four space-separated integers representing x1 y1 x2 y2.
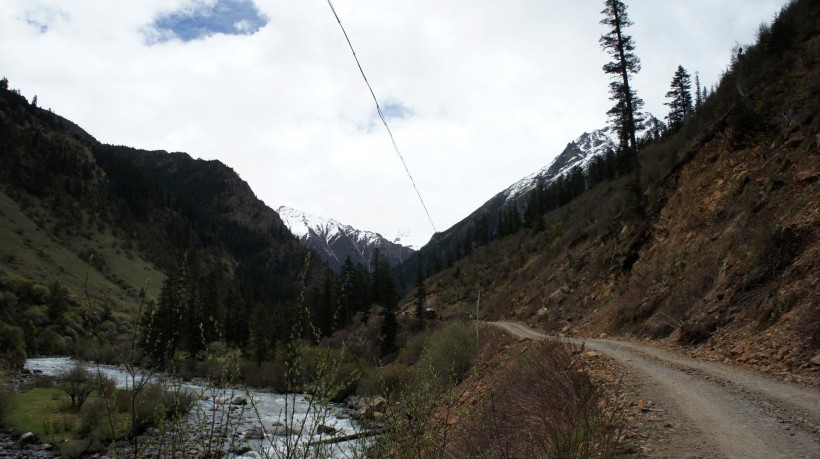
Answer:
270 423 301 437
18 432 38 446
245 427 265 440
233 445 253 455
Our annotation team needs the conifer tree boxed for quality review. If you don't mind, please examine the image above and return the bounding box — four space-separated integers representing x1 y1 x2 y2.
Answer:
371 249 398 356
694 71 703 112
340 256 355 324
249 303 271 366
600 0 644 210
141 262 188 365
313 270 338 338
665 65 694 131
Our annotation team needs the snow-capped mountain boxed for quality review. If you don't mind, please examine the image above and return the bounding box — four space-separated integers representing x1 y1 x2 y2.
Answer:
277 206 416 272
418 127 618 266
504 127 616 203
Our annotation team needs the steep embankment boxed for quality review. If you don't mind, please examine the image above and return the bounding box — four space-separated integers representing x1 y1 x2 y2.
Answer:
418 0 819 379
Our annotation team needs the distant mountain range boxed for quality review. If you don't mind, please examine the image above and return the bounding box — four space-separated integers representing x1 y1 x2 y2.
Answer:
278 128 615 277
277 206 416 272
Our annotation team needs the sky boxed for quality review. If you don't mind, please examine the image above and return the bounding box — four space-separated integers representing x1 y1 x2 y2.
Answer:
1 0 788 248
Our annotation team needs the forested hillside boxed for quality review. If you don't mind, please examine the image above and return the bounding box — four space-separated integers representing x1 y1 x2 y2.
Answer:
413 0 819 372
0 80 327 369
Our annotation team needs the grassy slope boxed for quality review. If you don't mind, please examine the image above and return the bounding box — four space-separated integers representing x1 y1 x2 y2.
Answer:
5 388 75 441
0 189 164 311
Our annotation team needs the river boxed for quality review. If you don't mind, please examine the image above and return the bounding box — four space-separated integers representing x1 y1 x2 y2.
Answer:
24 357 364 458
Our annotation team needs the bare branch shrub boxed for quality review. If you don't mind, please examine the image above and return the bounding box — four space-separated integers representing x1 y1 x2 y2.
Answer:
58 362 94 409
463 341 622 458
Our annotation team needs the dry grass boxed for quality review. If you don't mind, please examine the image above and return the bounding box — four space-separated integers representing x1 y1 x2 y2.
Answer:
451 340 623 458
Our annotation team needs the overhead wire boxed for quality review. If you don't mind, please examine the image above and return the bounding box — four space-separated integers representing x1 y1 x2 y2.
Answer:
325 0 438 234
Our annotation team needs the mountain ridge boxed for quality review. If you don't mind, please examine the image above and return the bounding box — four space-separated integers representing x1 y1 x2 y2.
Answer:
504 127 616 204
278 205 415 272
401 126 621 283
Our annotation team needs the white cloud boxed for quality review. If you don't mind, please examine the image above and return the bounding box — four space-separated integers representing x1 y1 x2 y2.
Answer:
0 0 789 247
21 4 68 33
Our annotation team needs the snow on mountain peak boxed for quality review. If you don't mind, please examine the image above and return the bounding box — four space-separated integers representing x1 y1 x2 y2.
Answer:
276 206 416 272
276 205 322 240
277 206 353 244
504 127 615 203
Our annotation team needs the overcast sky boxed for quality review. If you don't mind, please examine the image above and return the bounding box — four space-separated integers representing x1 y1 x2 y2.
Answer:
1 0 787 247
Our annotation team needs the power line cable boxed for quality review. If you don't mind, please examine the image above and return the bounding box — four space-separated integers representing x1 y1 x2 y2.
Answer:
325 0 437 234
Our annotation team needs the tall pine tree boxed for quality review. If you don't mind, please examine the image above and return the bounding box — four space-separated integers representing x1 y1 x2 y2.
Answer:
141 260 189 365
600 0 644 211
665 65 694 131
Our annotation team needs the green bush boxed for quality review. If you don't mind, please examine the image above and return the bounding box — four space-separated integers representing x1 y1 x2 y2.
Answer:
78 398 108 438
395 331 426 365
421 320 477 388
358 364 417 399
0 323 27 370
93 373 116 398
330 359 362 402
356 367 381 396
380 364 417 398
132 383 196 433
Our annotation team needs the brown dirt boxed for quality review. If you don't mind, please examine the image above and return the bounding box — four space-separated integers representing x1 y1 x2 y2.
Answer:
492 321 820 459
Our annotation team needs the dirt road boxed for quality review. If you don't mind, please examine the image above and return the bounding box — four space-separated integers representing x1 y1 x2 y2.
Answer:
491 321 820 458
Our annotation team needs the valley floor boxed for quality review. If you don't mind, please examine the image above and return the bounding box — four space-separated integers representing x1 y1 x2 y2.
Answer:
491 321 820 458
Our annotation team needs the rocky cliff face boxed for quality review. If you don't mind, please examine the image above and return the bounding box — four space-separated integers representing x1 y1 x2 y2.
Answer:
277 206 415 272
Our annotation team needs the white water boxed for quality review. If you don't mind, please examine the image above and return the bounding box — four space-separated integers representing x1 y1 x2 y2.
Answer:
25 357 363 458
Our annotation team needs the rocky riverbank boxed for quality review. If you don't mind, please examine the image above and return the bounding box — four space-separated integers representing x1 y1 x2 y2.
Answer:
0 432 59 459
4 358 368 458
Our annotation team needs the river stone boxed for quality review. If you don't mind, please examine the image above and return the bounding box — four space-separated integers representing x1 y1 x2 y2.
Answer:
231 396 248 405
271 425 294 436
245 427 264 440
370 396 387 410
18 432 38 446
317 424 337 435
233 445 253 455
